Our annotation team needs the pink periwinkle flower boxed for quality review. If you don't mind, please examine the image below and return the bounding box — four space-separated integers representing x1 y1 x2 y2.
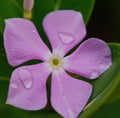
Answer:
4 10 112 118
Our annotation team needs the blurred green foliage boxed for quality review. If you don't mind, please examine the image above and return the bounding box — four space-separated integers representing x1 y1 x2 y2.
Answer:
87 0 120 43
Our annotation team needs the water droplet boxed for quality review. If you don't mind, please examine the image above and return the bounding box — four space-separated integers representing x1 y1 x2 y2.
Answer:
58 32 74 44
90 71 99 79
11 82 18 89
25 81 32 89
19 69 33 89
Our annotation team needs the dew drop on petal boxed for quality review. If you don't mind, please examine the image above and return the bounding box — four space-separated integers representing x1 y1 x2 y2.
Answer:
58 32 74 44
90 71 99 79
19 69 33 89
25 81 32 89
11 82 18 89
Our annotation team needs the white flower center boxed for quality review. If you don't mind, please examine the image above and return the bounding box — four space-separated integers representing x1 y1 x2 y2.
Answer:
45 51 68 72
48 56 63 69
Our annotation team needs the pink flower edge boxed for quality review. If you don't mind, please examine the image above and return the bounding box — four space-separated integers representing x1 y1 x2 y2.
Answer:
4 10 112 118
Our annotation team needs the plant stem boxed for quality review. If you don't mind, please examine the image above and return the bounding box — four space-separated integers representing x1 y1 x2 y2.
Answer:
54 0 62 10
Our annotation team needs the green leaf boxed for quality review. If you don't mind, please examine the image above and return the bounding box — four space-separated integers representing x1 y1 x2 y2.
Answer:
79 43 120 118
0 54 13 77
105 84 120 104
0 104 61 118
0 78 9 105
0 0 22 33
92 100 120 118
54 0 95 23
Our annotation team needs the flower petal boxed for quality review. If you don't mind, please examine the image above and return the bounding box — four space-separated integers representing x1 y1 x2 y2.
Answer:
51 69 92 118
43 10 86 56
4 18 51 66
64 38 112 79
6 62 51 110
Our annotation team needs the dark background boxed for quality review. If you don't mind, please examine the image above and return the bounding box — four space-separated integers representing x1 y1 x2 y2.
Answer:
87 0 120 43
